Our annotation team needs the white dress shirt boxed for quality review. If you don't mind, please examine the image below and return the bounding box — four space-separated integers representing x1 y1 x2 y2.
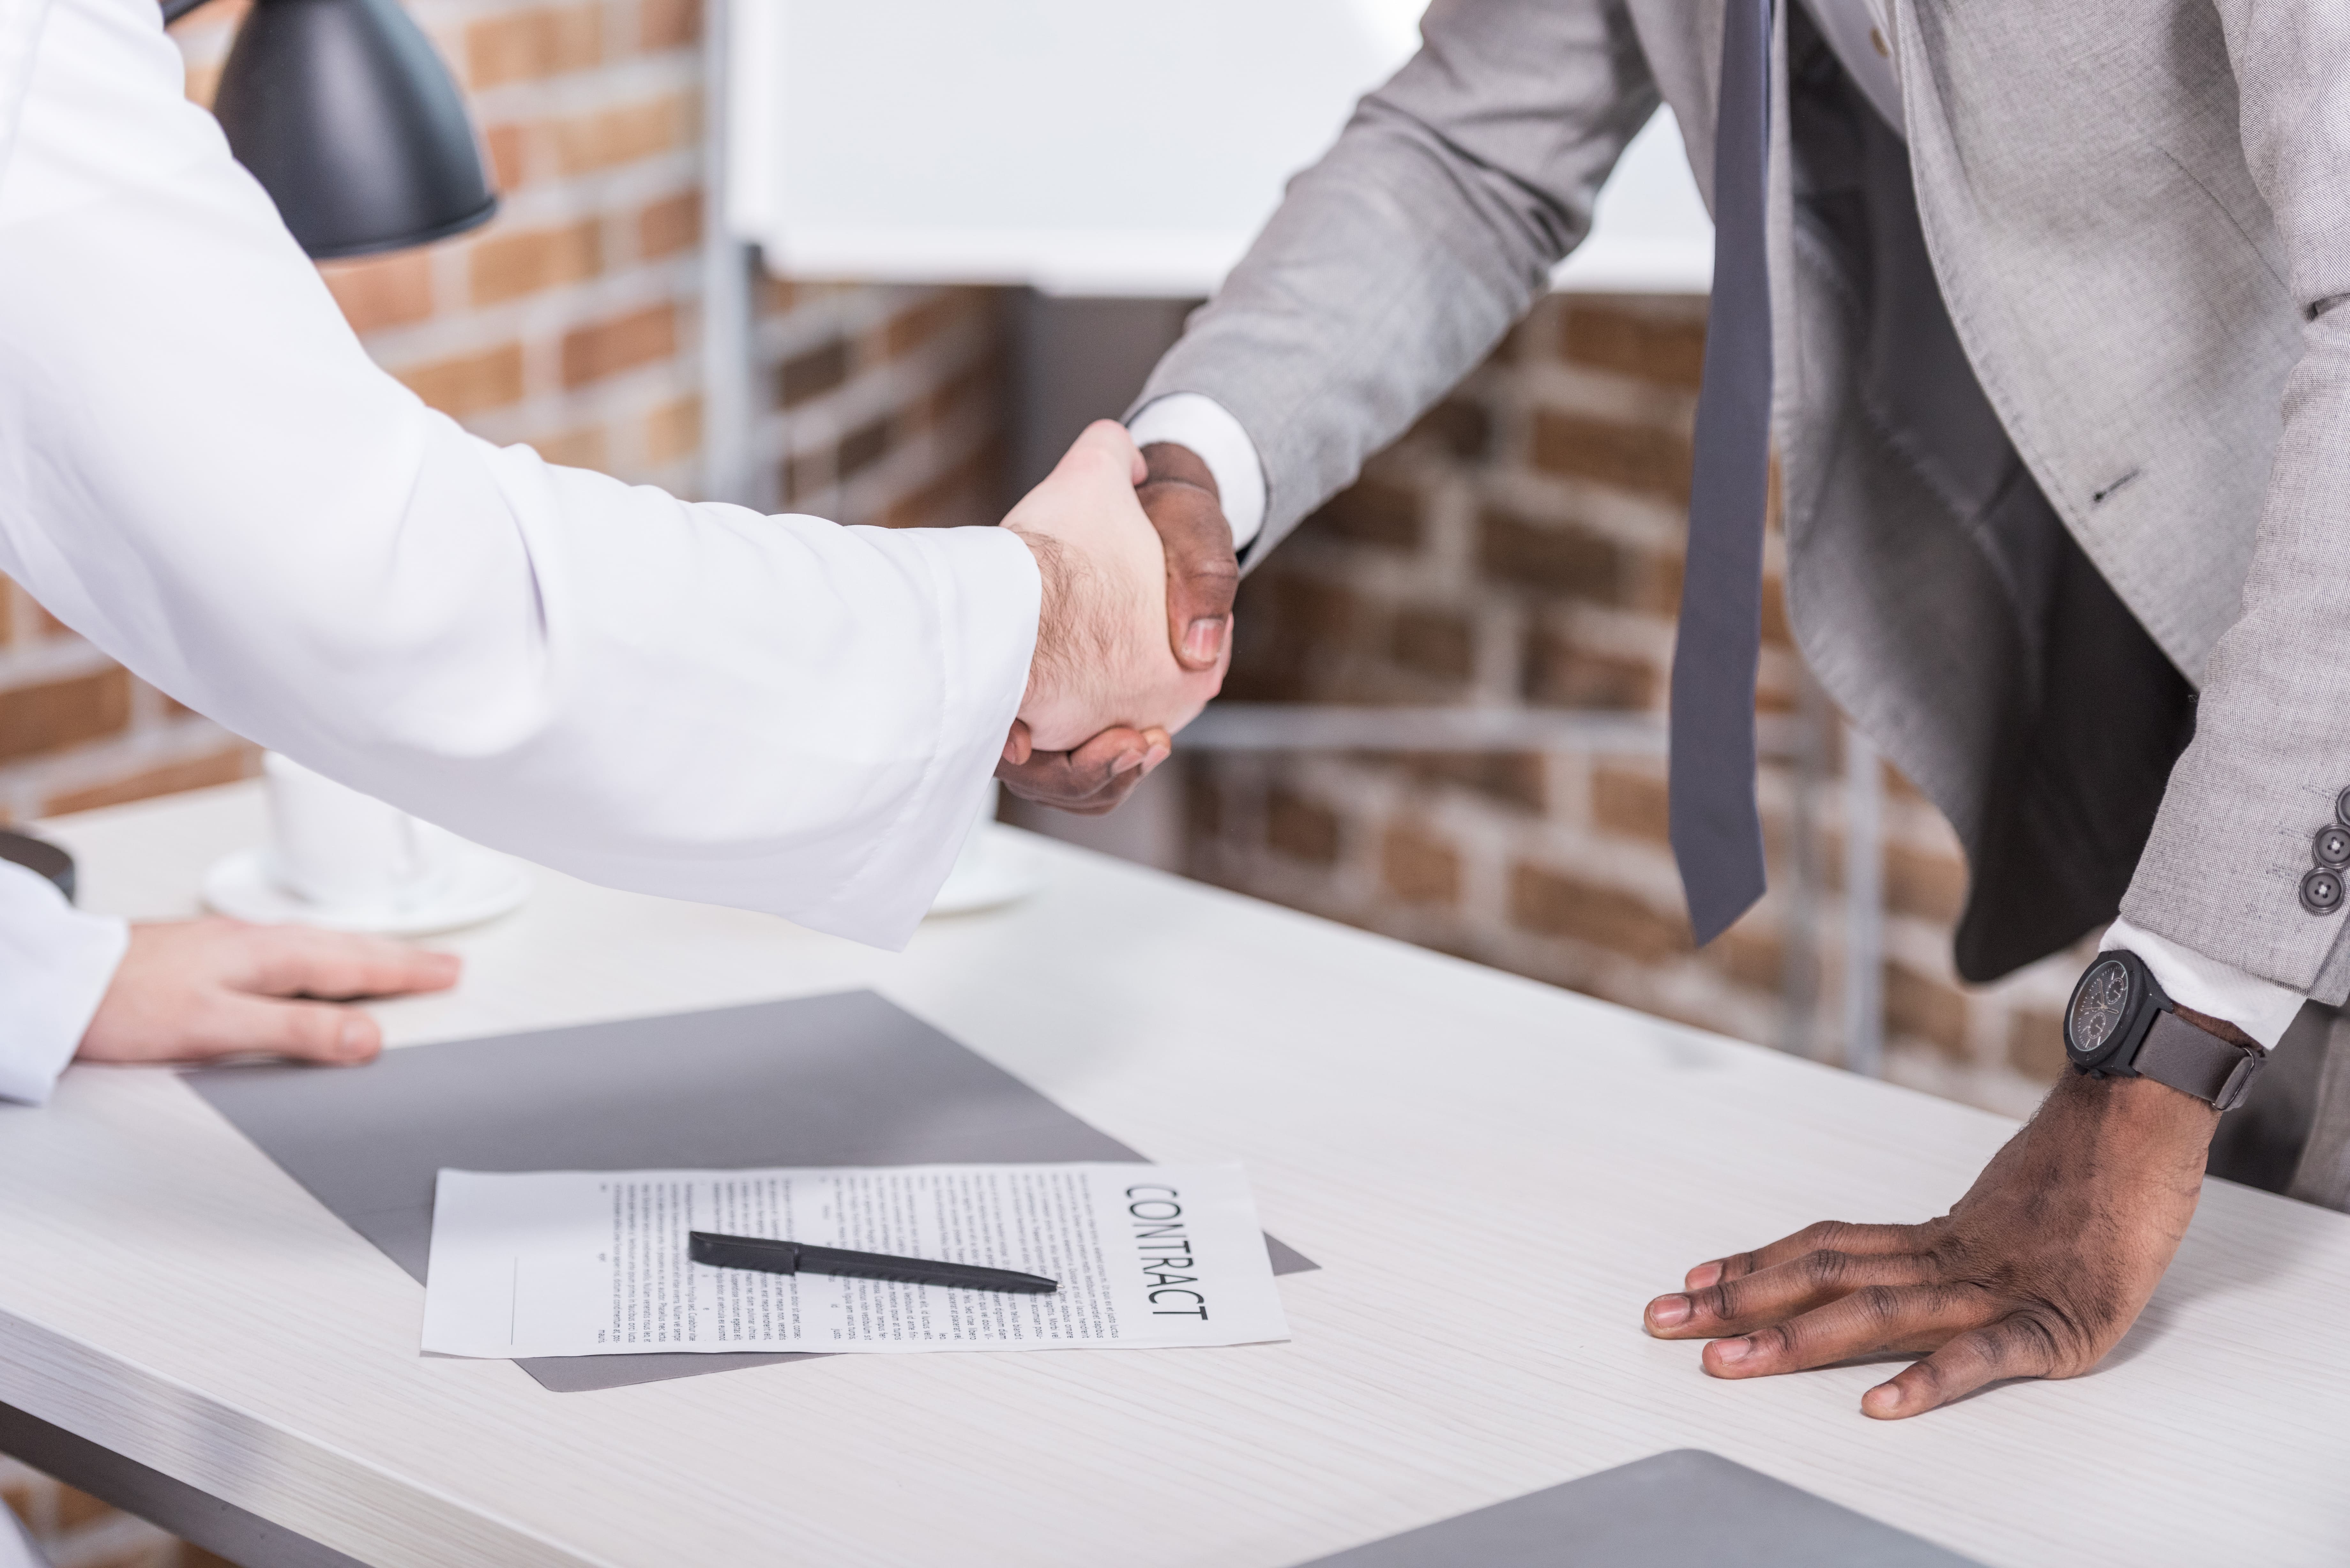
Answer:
1129 0 2308 1050
0 0 1039 1101
0 860 124 1104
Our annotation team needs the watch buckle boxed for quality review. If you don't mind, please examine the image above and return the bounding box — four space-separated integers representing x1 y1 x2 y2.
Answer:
2214 1050 2262 1114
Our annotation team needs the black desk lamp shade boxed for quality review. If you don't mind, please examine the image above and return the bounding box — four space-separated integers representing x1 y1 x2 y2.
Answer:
0 830 76 904
167 0 498 259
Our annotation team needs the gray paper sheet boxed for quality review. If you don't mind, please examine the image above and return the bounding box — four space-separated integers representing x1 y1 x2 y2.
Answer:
1292 1450 1978 1567
184 990 1314 1393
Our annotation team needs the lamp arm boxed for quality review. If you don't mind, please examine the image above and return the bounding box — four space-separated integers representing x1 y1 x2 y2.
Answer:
162 0 224 24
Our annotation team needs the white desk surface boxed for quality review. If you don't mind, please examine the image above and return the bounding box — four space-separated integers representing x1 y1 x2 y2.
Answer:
4 781 2347 1567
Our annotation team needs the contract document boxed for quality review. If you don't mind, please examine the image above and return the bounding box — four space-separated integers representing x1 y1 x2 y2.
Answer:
421 1162 1291 1358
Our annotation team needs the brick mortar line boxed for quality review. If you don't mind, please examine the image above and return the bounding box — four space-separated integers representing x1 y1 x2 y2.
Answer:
468 354 704 451
752 283 925 364
358 253 702 373
825 404 997 524
754 309 997 461
466 52 700 120
487 151 704 228
1480 476 1696 550
0 637 124 689
1472 472 1695 547
1515 361 1702 425
0 719 251 820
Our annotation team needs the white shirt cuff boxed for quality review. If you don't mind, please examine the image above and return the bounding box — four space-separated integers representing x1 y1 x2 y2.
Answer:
1126 393 1269 551
2103 917 2306 1050
0 857 128 1104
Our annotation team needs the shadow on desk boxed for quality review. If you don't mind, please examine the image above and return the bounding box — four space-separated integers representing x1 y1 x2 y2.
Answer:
2100 1174 2342 1372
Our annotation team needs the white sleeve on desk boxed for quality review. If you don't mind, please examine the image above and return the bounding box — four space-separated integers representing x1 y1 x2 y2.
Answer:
0 0 1038 952
1126 393 1269 551
2104 917 2307 1050
0 860 126 1106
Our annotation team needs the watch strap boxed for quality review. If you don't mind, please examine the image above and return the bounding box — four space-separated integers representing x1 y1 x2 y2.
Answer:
2136 1010 2263 1112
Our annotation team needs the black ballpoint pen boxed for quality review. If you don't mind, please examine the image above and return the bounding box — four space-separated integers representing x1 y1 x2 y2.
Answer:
688 1230 1058 1294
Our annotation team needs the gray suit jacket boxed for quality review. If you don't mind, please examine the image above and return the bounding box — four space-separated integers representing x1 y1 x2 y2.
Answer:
1137 0 2350 993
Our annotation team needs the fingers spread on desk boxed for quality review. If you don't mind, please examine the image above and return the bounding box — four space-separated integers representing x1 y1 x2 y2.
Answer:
1683 1219 1929 1292
1646 1246 1933 1338
1697 1282 1992 1380
242 923 462 1001
1861 1315 2063 1419
79 919 451 1066
199 993 384 1064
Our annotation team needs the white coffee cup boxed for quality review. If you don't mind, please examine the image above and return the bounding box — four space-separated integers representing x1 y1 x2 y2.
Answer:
263 752 449 911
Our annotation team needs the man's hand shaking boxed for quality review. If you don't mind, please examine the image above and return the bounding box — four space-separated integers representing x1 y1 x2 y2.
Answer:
998 423 1231 809
998 427 1240 814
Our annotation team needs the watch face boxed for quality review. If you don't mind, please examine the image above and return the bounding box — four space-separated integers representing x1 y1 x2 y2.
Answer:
2069 958 2134 1060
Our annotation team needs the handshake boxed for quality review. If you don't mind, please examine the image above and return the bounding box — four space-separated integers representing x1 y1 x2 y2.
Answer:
997 422 1240 815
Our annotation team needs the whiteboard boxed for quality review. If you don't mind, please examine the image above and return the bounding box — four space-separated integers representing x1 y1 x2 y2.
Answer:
724 0 1710 297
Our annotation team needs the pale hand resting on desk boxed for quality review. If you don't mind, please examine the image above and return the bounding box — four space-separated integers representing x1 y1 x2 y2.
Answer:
999 423 1228 794
1643 1056 2225 1418
997 438 1240 815
79 919 460 1067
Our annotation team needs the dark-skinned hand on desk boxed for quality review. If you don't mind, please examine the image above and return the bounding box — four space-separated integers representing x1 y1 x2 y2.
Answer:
1645 1006 2254 1418
78 919 459 1067
997 440 1238 815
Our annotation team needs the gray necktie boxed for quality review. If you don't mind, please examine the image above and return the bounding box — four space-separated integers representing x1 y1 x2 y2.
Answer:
1669 0 1774 947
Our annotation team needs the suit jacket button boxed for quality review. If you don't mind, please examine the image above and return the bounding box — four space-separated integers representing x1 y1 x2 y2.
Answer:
2336 786 2350 828
2303 868 2346 915
2318 827 2350 868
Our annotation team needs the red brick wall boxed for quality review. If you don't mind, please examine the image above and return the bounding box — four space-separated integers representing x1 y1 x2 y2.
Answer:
0 0 1011 826
1184 293 2088 1116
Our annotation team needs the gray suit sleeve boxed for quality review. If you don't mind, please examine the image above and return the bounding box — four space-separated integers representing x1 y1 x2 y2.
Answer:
1130 0 1661 563
2121 1 2350 994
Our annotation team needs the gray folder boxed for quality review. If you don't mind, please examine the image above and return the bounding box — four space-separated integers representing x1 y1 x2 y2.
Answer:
1293 1450 1980 1567
183 990 1315 1394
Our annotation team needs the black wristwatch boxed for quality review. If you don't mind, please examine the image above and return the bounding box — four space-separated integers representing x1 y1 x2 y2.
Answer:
2063 950 2263 1111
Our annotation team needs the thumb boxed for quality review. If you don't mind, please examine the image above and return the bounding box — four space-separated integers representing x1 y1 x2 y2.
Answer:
1004 421 1150 550
201 994 384 1066
1001 719 1034 766
1063 418 1142 481
1141 486 1240 671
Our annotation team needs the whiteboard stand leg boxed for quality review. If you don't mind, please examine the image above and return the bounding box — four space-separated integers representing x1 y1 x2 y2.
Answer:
1841 718 1885 1077
699 0 756 508
1777 670 1827 1060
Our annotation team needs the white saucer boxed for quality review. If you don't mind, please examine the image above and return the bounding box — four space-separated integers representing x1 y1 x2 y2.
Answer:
926 825 1047 917
203 841 531 936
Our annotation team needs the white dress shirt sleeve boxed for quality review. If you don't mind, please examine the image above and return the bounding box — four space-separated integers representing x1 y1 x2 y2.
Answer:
1126 393 1269 552
0 859 126 1105
2104 917 2307 1050
0 0 1039 950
